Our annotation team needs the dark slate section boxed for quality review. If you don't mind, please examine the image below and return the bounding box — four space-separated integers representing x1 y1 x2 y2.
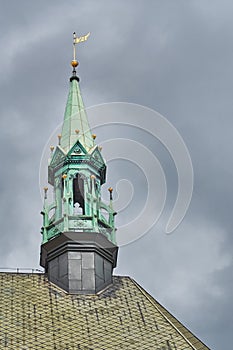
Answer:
41 232 118 294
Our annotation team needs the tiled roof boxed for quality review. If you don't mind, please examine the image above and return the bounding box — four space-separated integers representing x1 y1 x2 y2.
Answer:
0 273 210 350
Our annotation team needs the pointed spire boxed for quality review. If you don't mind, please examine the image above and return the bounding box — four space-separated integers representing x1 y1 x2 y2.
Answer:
60 77 94 152
60 32 94 153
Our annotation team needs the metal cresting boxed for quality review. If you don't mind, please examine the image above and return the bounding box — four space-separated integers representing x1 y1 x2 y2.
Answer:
39 102 193 246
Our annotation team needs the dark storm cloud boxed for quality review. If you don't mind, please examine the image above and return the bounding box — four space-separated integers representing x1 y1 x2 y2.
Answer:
0 1 232 349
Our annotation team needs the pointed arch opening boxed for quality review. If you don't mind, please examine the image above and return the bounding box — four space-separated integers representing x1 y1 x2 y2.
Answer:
73 174 85 215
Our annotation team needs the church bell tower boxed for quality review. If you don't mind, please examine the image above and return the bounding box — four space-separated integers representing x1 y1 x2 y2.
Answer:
40 32 118 294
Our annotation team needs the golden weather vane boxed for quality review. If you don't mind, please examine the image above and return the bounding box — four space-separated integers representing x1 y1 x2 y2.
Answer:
71 31 90 68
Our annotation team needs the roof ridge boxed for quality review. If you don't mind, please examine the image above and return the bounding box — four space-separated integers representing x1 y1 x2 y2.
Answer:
130 277 211 350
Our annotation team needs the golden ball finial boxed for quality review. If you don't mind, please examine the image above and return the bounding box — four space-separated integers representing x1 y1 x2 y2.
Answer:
71 60 79 68
108 187 113 193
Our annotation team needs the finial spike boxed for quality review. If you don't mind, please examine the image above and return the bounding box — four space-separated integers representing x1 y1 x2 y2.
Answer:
58 134 61 145
70 31 90 73
43 187 48 200
108 187 113 201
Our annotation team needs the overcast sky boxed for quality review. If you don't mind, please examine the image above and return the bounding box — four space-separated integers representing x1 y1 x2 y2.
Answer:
0 1 232 349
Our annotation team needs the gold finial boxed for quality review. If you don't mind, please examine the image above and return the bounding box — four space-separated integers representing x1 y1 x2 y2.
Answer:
92 134 96 140
71 60 79 68
50 146 54 151
43 187 48 199
62 174 67 179
90 175 96 180
108 187 113 201
75 129 80 134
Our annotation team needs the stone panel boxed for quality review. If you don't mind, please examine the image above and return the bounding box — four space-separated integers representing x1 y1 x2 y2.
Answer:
69 259 81 279
49 257 58 270
104 259 112 282
104 267 112 284
68 251 81 259
82 252 94 269
82 269 95 291
95 254 104 279
59 253 68 278
69 279 82 292
48 257 59 280
95 275 105 291
57 275 69 291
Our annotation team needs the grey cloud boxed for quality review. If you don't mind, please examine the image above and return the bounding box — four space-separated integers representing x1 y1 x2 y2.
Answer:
0 1 232 349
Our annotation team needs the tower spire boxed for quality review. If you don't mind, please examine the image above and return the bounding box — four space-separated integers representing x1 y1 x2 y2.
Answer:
60 31 93 153
40 33 117 294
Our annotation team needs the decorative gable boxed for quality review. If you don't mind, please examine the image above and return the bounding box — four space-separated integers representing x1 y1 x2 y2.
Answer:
90 146 105 166
49 146 66 168
90 146 106 184
67 140 87 156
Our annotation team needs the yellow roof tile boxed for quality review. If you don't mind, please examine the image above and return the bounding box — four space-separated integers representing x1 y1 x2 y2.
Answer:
0 273 210 350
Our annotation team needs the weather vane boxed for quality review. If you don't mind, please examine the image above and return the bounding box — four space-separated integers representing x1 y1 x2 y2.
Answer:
71 31 90 69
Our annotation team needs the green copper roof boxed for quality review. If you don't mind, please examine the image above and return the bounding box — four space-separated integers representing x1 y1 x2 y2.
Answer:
60 77 94 153
43 74 115 245
0 273 210 350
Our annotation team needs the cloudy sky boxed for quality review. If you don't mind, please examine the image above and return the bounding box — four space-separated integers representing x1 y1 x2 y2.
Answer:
0 1 232 349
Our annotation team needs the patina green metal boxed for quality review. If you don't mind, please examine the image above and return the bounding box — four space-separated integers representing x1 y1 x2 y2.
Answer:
41 75 116 245
60 77 94 152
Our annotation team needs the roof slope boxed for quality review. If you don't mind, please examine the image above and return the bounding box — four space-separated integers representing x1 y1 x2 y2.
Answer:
0 273 210 350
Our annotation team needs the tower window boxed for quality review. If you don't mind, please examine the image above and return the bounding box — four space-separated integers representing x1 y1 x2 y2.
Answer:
73 174 85 215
